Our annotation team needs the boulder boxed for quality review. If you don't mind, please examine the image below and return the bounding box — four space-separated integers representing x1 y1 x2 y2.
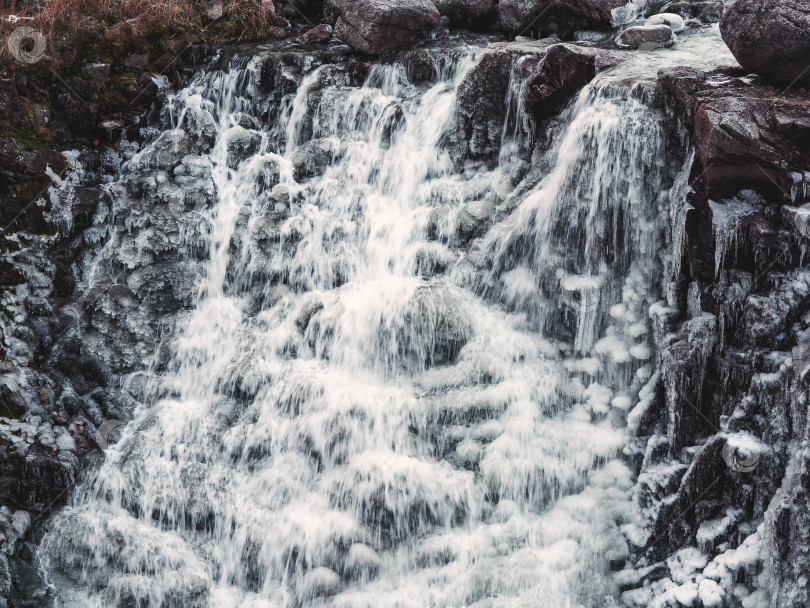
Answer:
432 0 496 27
454 50 518 164
453 43 545 165
291 137 345 180
80 62 111 83
525 44 621 122
615 24 675 49
720 0 810 86
332 0 443 55
498 0 627 36
658 66 810 202
223 126 262 169
297 23 334 44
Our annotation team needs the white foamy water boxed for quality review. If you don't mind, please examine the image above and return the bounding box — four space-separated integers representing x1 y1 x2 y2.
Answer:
39 27 734 608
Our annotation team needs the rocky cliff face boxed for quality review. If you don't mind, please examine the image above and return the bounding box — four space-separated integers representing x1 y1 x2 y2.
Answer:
2 0 810 606
617 66 810 608
0 44 217 605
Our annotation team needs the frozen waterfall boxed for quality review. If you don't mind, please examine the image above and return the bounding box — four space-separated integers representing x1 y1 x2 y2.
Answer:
38 28 735 608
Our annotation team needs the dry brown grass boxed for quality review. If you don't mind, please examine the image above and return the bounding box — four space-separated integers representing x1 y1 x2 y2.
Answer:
1 0 283 68
223 0 282 39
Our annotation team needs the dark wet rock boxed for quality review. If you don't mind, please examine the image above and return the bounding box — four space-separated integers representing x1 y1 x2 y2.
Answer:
766 447 810 608
123 53 151 70
0 79 20 112
323 0 346 24
297 23 334 45
432 0 496 27
291 137 345 180
639 437 730 560
720 0 810 87
659 314 718 451
0 135 63 235
457 199 496 241
332 0 443 55
742 271 810 349
453 42 546 165
454 50 519 164
644 12 685 32
525 44 620 123
626 42 810 606
0 261 25 288
0 387 28 419
0 416 78 513
615 24 675 49
659 66 810 203
636 456 689 517
0 31 225 606
80 62 112 83
498 0 627 36
224 126 263 168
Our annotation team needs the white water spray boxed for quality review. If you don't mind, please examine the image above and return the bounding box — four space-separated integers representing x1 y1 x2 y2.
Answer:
39 28 736 608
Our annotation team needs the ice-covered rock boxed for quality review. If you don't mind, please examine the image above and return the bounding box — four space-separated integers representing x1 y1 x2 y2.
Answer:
525 44 621 123
616 24 676 50
645 12 685 32
453 43 545 165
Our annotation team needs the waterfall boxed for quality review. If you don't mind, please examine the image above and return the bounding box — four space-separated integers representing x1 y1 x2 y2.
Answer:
38 30 734 608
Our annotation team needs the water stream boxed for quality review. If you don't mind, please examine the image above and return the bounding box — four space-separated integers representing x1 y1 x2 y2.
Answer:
39 27 736 608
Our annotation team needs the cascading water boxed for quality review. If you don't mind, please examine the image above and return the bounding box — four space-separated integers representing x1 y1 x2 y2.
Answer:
38 28 735 608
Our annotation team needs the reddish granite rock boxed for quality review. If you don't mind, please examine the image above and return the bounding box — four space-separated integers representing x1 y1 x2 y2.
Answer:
297 23 333 45
332 0 443 55
721 0 810 87
659 66 810 203
525 44 621 122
